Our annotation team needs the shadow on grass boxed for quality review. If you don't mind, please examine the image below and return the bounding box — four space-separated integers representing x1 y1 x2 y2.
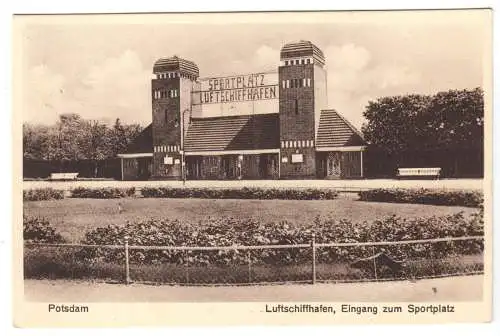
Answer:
24 247 483 285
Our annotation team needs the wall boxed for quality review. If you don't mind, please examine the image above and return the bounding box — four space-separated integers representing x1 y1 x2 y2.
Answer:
122 158 139 180
341 151 362 178
151 77 181 179
279 147 316 179
313 65 328 138
278 63 316 178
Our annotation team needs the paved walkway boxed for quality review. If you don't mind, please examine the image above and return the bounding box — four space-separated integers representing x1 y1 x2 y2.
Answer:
24 275 483 302
23 178 483 191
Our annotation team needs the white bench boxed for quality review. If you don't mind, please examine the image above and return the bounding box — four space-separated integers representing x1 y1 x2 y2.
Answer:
49 172 79 181
397 168 441 179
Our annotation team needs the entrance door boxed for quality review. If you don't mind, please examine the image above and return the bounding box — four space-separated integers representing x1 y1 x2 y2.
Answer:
187 157 202 179
326 152 342 179
267 155 278 179
137 158 152 180
221 156 237 179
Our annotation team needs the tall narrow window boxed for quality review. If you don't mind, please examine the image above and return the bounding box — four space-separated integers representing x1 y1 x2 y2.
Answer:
295 99 299 115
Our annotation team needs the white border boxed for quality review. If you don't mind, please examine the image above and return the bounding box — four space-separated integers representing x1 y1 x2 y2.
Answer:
2 1 498 336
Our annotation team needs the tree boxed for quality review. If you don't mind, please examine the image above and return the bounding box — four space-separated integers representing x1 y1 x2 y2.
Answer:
80 120 113 177
23 123 51 160
361 94 430 155
361 88 484 177
109 118 142 156
420 88 484 151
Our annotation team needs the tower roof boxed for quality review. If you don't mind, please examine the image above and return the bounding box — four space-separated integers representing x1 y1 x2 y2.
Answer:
280 40 325 65
153 56 199 77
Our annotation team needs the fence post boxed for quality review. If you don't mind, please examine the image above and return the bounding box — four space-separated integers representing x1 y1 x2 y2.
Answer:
247 250 252 284
372 246 378 280
185 250 190 284
311 233 316 284
124 236 131 285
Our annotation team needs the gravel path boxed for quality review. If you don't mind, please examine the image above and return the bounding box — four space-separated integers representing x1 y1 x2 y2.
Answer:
23 178 483 191
24 275 483 302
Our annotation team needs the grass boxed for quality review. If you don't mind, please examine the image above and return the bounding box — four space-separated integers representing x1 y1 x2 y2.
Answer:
24 246 483 284
23 195 476 243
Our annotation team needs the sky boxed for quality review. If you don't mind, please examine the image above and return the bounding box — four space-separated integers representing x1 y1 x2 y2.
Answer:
17 10 490 129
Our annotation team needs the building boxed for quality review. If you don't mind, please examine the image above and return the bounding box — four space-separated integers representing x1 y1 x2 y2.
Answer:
118 41 366 180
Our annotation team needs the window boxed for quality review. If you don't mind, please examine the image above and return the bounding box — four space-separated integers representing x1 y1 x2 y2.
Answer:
295 60 299 65
294 99 299 115
286 80 290 88
282 80 286 89
301 59 305 64
285 60 289 66
306 58 311 64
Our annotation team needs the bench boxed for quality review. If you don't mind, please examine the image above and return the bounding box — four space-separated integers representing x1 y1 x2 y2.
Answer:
49 172 79 181
397 167 441 179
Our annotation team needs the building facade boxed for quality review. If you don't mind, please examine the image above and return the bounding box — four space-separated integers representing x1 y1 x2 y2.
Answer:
118 41 366 180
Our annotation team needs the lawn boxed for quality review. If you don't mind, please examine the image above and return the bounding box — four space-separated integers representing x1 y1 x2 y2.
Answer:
23 194 476 242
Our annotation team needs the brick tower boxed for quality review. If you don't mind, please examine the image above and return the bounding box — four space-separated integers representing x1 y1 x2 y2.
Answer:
278 41 328 178
151 56 199 179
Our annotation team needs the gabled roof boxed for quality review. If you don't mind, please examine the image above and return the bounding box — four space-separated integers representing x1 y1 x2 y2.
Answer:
184 114 280 152
316 110 365 148
123 124 152 154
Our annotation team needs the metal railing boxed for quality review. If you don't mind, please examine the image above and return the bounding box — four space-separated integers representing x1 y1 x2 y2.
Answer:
24 235 484 286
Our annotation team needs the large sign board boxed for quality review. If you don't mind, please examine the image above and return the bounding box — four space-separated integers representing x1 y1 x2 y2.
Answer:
193 73 279 105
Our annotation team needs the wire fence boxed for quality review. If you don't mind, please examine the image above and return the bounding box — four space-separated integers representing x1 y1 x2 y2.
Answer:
24 235 484 286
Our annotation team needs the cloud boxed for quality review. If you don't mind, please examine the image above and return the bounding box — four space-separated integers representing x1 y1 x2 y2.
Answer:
324 43 421 128
24 51 152 126
253 45 280 72
75 50 152 124
23 65 69 124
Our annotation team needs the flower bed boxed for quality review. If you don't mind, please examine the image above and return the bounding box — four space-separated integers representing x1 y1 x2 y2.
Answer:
70 187 136 199
23 188 65 201
141 187 339 200
358 188 483 207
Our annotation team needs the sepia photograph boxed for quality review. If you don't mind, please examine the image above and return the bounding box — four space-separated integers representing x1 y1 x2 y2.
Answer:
12 9 492 326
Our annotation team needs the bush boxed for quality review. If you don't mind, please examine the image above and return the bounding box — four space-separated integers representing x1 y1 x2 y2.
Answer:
23 188 64 201
71 187 136 199
140 187 338 200
23 216 65 243
358 188 483 207
78 210 483 266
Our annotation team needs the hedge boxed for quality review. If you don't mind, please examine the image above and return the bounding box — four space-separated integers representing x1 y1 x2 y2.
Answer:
141 187 339 200
70 187 136 199
23 188 65 201
77 210 483 266
358 188 483 207
23 216 65 243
